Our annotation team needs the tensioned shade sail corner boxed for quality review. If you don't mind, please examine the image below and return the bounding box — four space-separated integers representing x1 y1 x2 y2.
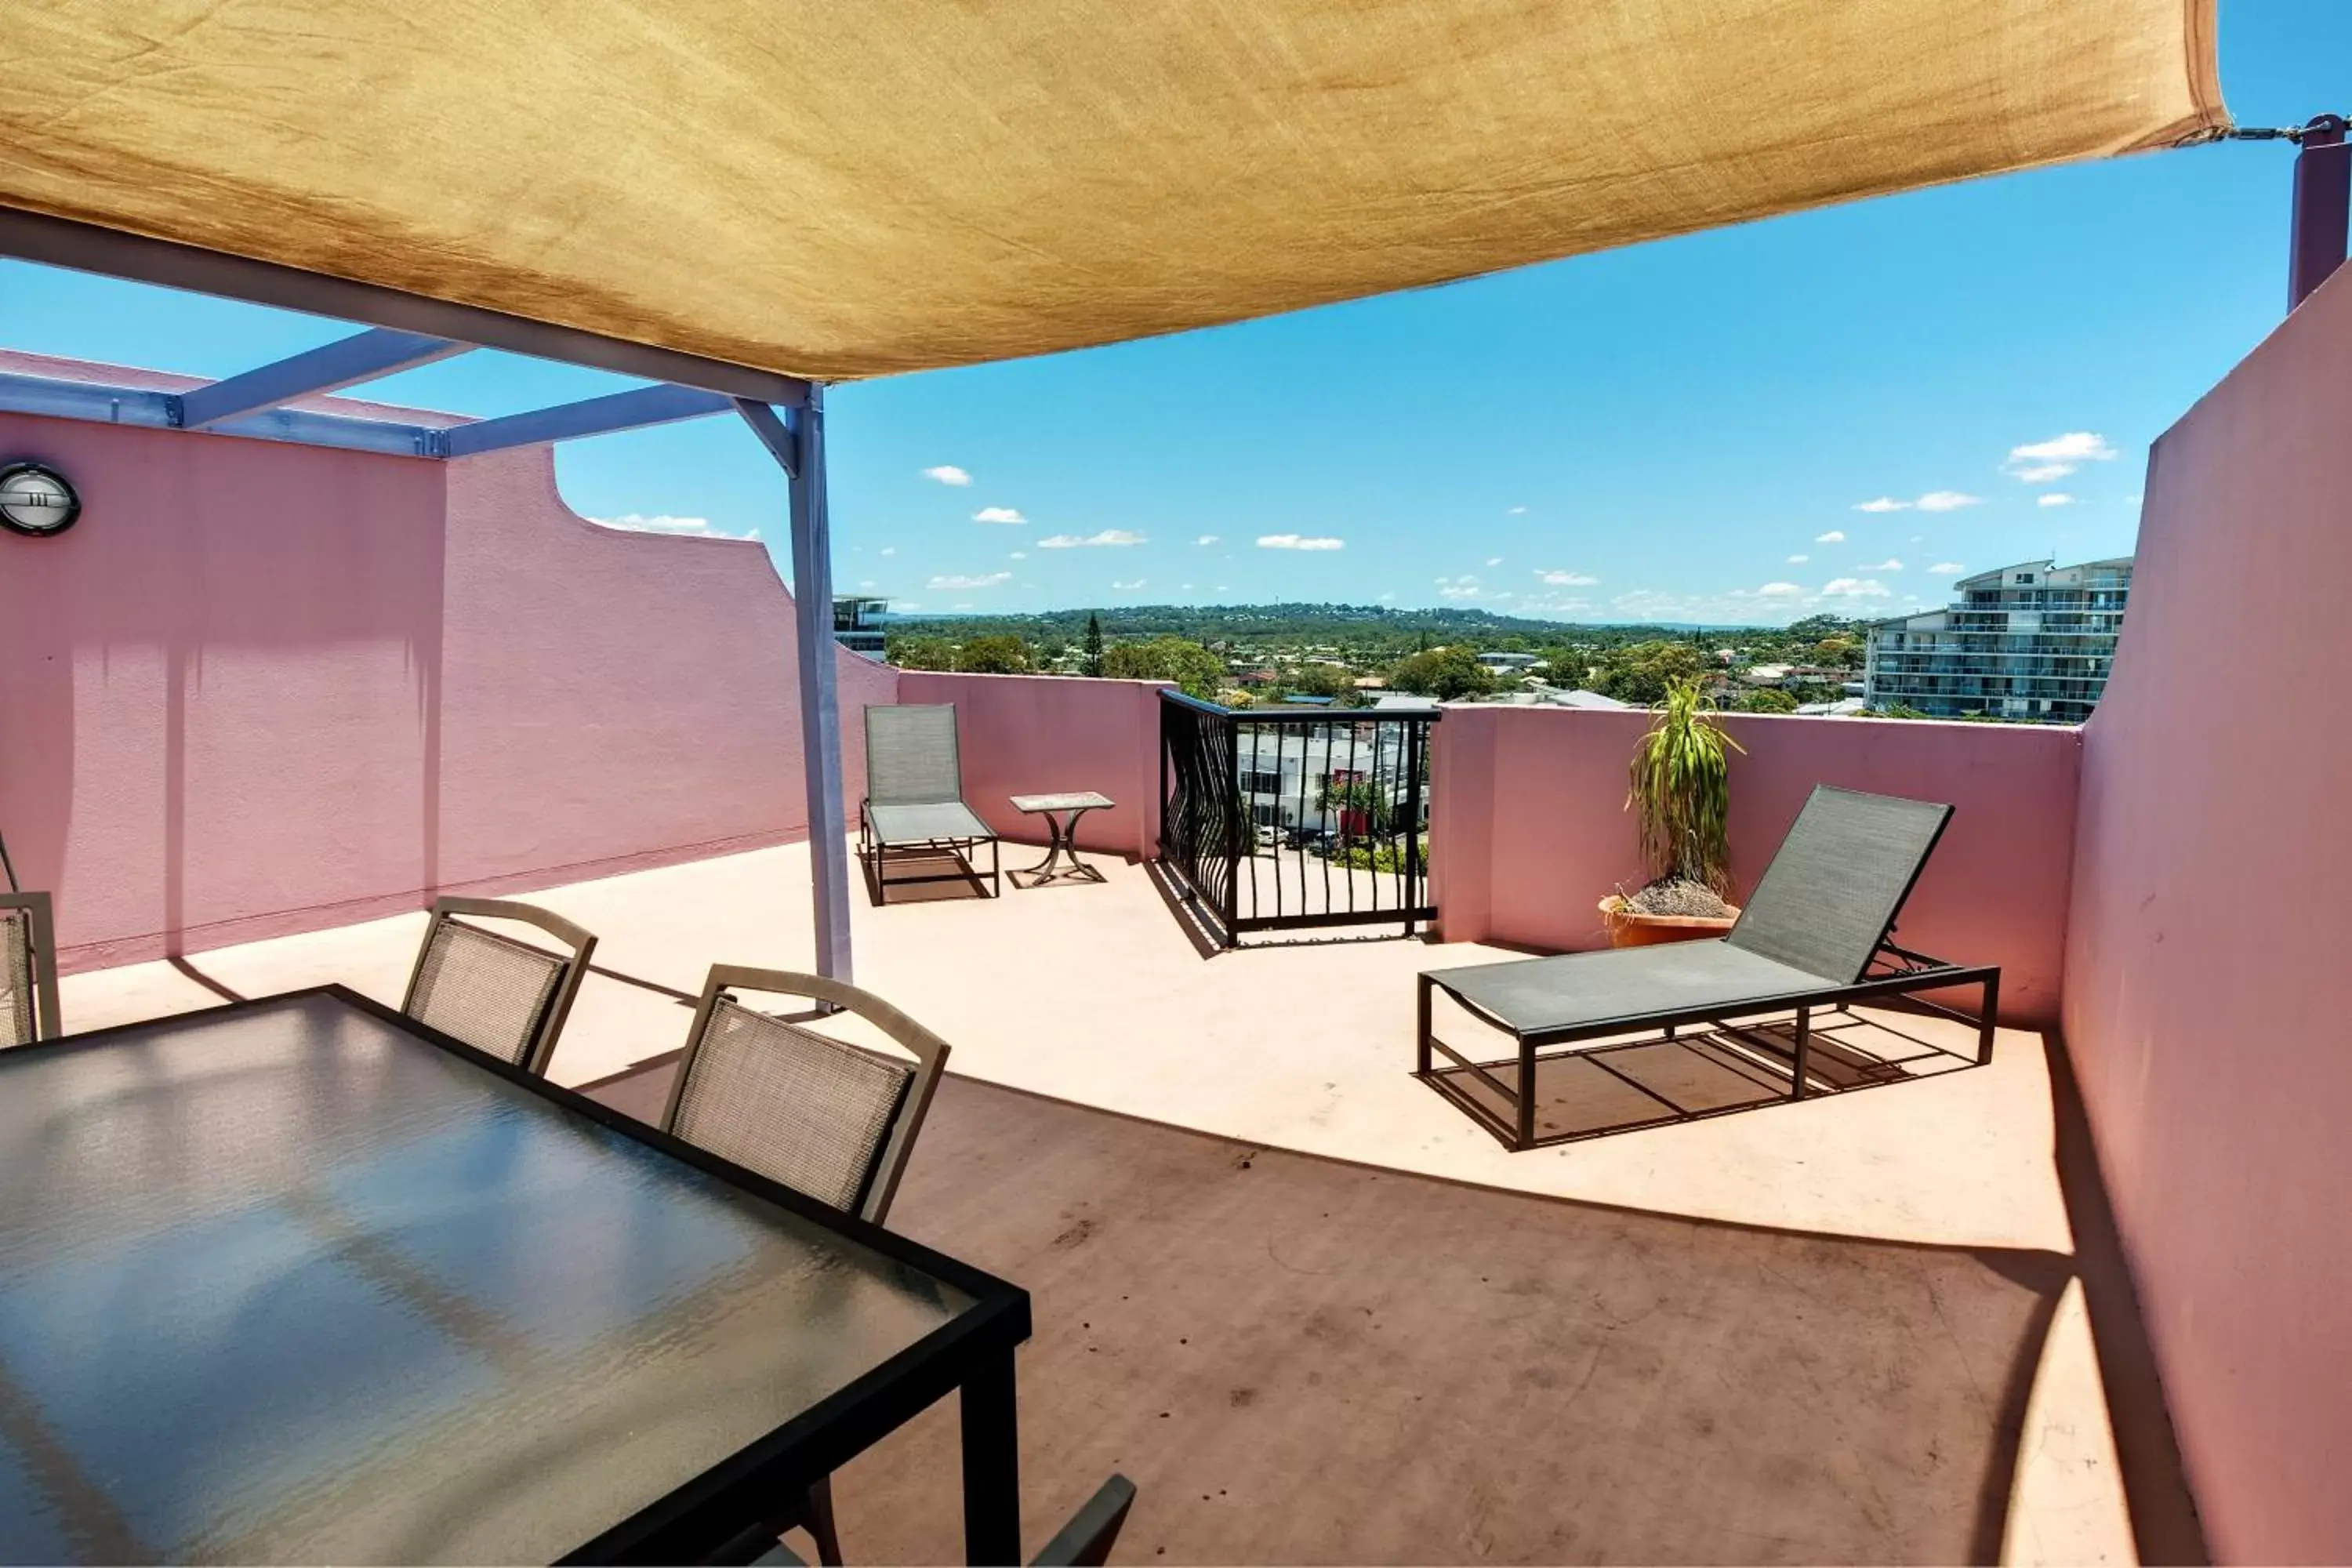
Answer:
2 0 2223 382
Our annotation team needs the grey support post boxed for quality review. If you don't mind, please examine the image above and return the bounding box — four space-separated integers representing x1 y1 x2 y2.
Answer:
738 392 855 984
2289 114 2349 311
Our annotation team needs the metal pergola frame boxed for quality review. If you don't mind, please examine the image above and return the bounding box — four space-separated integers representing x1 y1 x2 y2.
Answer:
0 206 856 982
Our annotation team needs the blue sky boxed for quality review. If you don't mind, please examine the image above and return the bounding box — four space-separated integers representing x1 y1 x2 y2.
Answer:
3 4 2343 625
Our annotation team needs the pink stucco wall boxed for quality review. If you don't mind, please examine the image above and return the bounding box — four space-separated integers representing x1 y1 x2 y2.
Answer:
895 671 1167 860
1432 706 2079 1025
0 352 894 971
2063 268 2352 1563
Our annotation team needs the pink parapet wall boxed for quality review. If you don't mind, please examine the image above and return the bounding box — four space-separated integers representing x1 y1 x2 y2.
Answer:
893 671 1169 860
0 351 895 971
1431 705 2079 1026
2063 267 2352 1562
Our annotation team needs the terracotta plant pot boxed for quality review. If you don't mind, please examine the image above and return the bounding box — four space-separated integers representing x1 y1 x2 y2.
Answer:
1599 894 1740 948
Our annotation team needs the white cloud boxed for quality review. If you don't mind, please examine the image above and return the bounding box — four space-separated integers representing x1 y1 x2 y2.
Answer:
1435 575 1481 600
1786 554 1809 564
1820 577 1892 598
1379 590 1396 601
1037 529 1146 548
1196 534 1220 546
858 579 877 589
1181 583 1194 591
927 572 1012 590
1505 505 1527 515
880 546 898 556
1857 490 1984 514
1857 557 1904 572
2038 492 2076 508
2004 431 2117 483
895 601 921 611
954 602 974 611
590 513 760 541
1929 562 1966 575
922 465 972 486
1486 557 1504 567
1257 533 1345 550
1757 582 1803 597
1816 530 1846 543
1536 568 1599 586
972 506 1026 524
1110 579 1147 591
1008 550 1028 560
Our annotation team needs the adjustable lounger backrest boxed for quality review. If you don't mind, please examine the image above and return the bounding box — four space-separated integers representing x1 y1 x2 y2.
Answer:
1725 786 1953 984
866 704 964 807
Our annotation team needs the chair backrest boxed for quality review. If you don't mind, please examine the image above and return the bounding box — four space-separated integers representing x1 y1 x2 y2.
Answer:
866 704 966 807
401 897 597 1075
662 965 949 1225
1033 1475 1138 1567
1725 786 1953 984
0 892 62 1047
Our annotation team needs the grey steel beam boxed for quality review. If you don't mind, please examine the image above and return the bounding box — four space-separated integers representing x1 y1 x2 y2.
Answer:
739 393 853 982
437 384 731 458
177 328 469 428
734 397 800 481
1 371 442 457
0 205 811 408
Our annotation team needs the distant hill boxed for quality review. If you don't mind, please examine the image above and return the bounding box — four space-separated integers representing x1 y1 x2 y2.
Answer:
891 601 1737 644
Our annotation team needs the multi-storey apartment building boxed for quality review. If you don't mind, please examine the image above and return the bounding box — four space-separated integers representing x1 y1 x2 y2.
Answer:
832 595 891 656
1864 557 2132 723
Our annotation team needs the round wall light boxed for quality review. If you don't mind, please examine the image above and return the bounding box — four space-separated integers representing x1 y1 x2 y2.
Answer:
0 462 80 539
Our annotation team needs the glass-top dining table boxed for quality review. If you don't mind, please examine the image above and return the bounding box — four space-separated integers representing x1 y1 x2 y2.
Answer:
0 985 1030 1565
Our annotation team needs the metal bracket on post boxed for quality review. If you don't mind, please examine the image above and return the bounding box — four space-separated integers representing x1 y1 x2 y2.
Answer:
2290 114 2349 311
736 392 853 984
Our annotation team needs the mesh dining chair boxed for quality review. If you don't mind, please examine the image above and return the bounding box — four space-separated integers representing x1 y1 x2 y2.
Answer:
401 897 597 1076
662 965 949 1226
664 965 953 1568
1 891 62 1047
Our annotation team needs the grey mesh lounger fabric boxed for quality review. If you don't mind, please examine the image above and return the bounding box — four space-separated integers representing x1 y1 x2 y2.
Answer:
1416 786 1997 1150
1432 786 1953 1038
861 705 1000 902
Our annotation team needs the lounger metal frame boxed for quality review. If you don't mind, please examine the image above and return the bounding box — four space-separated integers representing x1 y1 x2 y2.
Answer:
858 705 1002 906
1417 938 1999 1150
858 807 1003 906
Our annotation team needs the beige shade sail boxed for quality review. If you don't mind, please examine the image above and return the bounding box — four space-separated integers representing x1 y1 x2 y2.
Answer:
2 0 2223 382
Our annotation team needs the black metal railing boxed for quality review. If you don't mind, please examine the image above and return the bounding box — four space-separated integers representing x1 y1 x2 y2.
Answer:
1158 691 1436 946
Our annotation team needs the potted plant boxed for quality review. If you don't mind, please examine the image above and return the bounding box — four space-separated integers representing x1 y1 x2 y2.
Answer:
1600 677 1744 946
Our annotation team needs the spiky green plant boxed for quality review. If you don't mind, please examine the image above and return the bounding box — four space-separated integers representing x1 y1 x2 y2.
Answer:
1627 677 1744 896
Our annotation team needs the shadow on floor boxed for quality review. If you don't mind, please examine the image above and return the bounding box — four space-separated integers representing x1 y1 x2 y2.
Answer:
1425 1009 1984 1149
165 956 246 1004
588 1063 2105 1564
2043 1036 2210 1564
866 848 999 906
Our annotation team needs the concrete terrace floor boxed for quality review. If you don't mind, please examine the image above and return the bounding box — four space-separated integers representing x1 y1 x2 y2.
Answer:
57 840 2185 1565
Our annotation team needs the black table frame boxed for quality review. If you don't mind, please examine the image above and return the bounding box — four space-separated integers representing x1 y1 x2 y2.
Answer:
7 985 1033 1566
